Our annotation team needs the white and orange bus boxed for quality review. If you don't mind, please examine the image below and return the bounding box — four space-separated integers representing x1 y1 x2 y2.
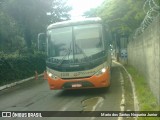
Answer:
40 17 112 90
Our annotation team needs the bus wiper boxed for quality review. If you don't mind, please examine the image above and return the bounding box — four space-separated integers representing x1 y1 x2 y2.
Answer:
57 42 72 66
74 43 88 60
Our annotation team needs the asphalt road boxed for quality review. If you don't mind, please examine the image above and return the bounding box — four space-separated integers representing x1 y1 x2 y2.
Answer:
0 62 134 120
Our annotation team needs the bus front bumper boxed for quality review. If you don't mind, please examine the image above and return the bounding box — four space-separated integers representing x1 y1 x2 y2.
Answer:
47 68 110 90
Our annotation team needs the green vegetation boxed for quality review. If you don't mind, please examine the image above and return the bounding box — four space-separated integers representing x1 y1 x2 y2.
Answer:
125 65 160 120
103 0 149 33
0 0 71 85
0 52 46 86
84 0 160 35
0 0 71 53
84 0 146 34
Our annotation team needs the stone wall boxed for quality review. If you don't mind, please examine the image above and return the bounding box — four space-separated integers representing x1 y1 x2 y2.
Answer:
127 16 160 104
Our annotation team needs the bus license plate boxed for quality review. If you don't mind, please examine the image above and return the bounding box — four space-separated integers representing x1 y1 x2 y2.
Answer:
72 84 82 88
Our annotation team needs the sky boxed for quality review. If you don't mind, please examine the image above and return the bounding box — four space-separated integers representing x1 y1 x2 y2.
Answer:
66 0 105 19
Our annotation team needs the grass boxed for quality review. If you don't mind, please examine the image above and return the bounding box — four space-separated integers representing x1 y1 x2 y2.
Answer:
124 65 160 120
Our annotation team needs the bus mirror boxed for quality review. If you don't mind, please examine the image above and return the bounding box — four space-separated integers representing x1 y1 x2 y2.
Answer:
38 33 46 52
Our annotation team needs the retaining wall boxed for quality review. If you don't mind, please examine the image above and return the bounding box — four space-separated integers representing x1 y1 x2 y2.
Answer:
127 16 160 104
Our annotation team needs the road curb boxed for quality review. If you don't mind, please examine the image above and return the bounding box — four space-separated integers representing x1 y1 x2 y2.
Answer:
113 61 139 112
0 74 43 91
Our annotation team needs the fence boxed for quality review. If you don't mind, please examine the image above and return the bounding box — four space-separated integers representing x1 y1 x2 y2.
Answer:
131 0 160 40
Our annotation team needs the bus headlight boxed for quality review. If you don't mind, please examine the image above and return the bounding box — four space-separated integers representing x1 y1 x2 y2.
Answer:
47 71 59 80
101 68 106 73
95 68 107 76
48 73 52 77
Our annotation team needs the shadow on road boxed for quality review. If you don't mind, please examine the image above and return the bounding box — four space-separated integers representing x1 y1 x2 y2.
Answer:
55 87 110 97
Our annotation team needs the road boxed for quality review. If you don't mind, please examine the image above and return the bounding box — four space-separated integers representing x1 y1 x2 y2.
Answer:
0 62 134 120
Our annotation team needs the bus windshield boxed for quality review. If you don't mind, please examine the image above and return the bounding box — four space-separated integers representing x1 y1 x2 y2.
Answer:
47 24 104 64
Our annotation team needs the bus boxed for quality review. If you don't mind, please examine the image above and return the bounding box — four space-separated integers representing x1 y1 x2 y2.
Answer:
40 17 112 90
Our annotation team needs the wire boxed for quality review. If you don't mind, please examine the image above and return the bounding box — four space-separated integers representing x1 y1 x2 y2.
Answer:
133 0 160 39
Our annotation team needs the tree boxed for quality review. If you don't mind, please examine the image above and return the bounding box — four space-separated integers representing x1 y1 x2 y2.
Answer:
83 8 98 18
97 0 146 34
2 0 71 52
0 10 25 52
49 0 72 22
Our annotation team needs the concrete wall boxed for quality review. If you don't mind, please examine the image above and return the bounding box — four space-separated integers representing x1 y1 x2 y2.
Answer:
127 16 160 104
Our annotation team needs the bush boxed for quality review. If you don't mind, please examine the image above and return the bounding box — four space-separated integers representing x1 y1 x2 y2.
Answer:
0 52 46 86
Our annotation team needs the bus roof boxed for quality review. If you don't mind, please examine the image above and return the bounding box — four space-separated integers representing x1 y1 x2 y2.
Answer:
47 17 102 30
